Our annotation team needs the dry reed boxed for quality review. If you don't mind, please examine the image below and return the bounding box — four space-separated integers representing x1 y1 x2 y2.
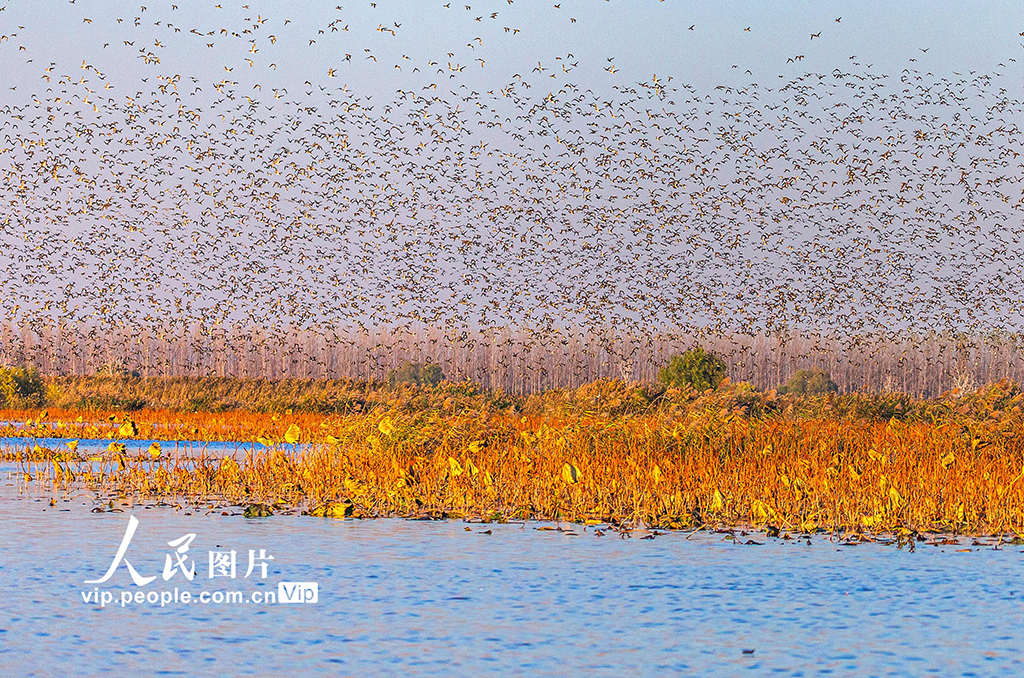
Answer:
5 378 1024 535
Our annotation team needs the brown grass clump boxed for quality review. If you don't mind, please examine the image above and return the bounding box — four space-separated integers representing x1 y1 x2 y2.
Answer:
6 378 1024 535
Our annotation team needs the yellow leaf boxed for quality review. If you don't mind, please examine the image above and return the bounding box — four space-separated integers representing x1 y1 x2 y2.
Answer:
468 440 486 454
751 500 771 523
483 471 493 487
448 457 464 476
862 514 884 528
940 451 955 469
284 423 301 445
888 486 904 511
118 420 138 438
710 489 724 513
309 501 353 519
66 440 79 452
652 464 663 484
326 434 340 445
466 459 479 476
148 442 161 458
378 417 395 437
561 462 580 484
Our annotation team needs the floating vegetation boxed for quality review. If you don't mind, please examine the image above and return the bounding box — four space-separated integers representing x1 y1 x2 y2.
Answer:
5 378 1024 536
242 503 274 518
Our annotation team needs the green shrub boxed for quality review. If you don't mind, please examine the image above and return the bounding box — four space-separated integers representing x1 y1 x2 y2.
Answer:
387 361 445 387
0 366 46 408
779 369 839 395
657 348 728 391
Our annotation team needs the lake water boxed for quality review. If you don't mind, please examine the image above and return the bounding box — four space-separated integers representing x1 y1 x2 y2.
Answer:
2 466 1024 676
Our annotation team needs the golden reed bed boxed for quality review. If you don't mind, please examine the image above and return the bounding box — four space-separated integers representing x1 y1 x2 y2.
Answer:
3 379 1024 535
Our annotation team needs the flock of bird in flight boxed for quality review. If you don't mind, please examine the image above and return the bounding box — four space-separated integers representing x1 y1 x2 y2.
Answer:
1 1 1023 363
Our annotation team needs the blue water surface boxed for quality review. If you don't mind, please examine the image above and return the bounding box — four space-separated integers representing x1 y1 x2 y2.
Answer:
1 471 1022 676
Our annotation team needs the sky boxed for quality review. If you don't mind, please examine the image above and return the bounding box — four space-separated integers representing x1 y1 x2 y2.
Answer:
2 1 1024 342
2 1 1022 101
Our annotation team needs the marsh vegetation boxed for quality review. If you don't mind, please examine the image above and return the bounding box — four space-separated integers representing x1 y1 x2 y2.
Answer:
6 371 1024 536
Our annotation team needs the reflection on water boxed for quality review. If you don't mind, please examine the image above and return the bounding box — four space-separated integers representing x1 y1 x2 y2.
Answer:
2 479 1024 675
1 436 262 458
